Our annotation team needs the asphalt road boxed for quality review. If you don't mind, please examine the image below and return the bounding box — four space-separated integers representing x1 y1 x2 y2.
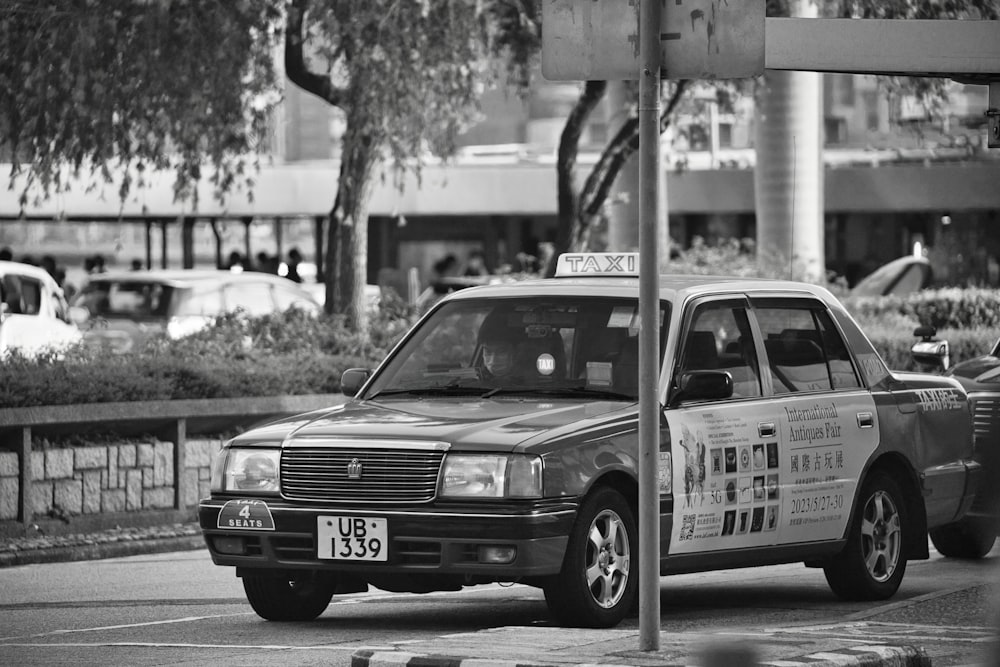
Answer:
1 543 998 666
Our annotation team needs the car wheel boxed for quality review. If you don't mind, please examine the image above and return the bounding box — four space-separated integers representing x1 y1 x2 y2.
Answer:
823 471 907 601
544 487 637 628
242 571 336 621
930 517 997 559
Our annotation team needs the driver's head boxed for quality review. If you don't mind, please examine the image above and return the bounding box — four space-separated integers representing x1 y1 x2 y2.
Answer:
481 330 516 376
479 312 522 377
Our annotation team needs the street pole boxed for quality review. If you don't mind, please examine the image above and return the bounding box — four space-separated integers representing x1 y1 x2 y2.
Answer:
638 0 661 652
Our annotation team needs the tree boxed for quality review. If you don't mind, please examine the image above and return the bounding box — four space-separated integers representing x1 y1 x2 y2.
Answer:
545 0 998 280
0 0 282 208
758 0 1000 283
283 0 535 332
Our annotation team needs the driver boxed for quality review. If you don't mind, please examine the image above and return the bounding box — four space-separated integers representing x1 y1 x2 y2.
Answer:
479 327 519 380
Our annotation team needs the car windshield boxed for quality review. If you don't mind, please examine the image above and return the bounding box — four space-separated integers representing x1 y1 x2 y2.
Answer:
365 296 669 401
72 280 176 318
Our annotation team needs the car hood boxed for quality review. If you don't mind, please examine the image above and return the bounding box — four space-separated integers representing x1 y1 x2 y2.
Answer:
229 397 637 453
948 354 1000 389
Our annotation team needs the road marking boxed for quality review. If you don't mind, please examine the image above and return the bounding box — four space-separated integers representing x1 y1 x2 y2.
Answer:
0 641 392 651
0 613 254 642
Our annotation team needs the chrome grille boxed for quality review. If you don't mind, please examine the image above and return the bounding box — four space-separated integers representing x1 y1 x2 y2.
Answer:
971 394 1000 452
281 448 444 503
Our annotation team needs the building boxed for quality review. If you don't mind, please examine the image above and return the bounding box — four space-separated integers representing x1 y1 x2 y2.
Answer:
2 73 998 292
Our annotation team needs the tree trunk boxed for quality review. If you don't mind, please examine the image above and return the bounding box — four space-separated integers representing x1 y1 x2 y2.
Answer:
754 0 824 283
325 114 378 334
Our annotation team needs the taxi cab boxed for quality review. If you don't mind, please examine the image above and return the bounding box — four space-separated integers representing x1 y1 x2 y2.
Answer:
199 253 978 628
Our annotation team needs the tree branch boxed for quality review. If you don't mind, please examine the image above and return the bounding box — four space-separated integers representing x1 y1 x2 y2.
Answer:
284 0 344 106
581 80 689 218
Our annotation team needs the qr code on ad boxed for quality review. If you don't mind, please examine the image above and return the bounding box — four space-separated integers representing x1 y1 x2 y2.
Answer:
679 514 695 541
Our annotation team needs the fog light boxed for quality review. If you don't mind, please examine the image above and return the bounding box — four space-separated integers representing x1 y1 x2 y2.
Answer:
478 545 516 564
213 536 246 555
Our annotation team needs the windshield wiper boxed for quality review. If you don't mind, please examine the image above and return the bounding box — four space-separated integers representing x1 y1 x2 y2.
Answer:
481 386 636 401
368 385 490 400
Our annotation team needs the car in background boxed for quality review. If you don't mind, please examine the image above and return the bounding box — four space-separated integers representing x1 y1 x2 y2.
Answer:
851 255 933 297
0 260 82 358
69 269 320 353
911 327 1000 558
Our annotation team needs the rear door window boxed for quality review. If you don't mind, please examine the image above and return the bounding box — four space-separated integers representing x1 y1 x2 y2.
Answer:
752 298 861 394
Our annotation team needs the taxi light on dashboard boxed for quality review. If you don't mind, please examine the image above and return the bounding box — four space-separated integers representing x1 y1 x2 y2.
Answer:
555 252 640 278
440 454 542 499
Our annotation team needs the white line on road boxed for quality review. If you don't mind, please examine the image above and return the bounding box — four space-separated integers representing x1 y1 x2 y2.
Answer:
0 641 394 651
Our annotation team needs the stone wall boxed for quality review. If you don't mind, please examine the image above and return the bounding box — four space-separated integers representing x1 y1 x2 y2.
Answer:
0 438 223 523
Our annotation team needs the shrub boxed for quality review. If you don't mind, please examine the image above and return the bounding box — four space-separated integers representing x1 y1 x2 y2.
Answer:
0 305 416 408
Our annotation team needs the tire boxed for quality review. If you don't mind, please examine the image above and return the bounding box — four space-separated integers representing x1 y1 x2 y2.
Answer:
823 471 907 601
544 487 637 628
930 517 997 559
242 571 336 621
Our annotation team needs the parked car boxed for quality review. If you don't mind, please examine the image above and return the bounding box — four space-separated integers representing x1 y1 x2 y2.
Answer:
69 269 320 353
912 327 1000 558
200 252 978 628
0 260 81 358
850 255 933 297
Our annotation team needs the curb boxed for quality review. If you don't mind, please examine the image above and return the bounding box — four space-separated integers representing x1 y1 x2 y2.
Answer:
350 644 930 667
0 533 206 568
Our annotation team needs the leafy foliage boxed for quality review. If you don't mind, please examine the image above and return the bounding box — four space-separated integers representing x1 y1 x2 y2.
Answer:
0 304 417 408
0 0 282 209
843 288 1000 330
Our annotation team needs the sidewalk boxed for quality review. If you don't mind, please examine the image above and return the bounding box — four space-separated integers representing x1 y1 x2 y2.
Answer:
0 523 973 666
351 625 931 667
0 521 204 568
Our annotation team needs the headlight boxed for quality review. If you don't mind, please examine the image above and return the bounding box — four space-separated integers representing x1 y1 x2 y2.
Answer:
440 454 542 499
211 448 281 495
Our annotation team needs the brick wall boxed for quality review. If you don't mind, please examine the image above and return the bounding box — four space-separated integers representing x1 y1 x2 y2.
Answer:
0 438 223 523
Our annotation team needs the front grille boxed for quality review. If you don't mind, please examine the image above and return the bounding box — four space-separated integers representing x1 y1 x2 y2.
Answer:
281 448 444 503
971 394 1000 452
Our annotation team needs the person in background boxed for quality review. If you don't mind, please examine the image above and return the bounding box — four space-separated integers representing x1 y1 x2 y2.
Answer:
286 247 303 283
463 250 488 277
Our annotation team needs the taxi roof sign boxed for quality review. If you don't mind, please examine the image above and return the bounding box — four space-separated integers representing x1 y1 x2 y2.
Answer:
555 253 640 278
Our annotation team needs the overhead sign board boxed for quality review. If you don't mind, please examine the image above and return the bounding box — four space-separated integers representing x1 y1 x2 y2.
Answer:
542 0 765 81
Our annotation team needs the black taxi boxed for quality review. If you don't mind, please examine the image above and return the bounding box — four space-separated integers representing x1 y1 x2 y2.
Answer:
199 253 979 628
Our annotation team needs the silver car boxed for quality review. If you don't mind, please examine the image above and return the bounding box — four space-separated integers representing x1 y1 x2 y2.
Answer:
70 269 320 353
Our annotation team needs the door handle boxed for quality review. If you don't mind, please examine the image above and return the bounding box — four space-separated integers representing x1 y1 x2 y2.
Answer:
857 412 874 429
758 422 776 438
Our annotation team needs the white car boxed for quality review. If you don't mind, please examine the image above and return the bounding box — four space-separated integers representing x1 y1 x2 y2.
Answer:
0 260 82 358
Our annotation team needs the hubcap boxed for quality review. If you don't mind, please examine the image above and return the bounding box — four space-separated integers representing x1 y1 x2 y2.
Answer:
860 490 901 583
585 509 630 608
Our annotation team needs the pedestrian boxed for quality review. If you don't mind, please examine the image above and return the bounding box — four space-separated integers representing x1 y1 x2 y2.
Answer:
463 250 488 277
286 248 303 283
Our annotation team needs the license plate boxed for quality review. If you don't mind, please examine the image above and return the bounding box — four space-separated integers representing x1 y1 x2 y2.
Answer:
317 516 388 561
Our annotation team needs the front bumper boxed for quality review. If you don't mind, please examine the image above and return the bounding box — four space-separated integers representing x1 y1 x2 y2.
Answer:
198 497 576 577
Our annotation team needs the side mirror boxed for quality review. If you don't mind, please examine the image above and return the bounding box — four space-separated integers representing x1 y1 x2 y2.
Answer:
672 370 734 403
910 326 949 372
340 368 373 397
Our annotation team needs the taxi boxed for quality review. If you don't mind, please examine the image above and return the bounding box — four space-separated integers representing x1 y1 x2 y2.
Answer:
199 253 978 628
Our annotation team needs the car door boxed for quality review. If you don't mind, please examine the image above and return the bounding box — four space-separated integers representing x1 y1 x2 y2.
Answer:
0 269 79 356
663 294 877 555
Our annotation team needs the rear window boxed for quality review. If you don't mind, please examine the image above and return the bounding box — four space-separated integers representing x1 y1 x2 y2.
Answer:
73 281 176 318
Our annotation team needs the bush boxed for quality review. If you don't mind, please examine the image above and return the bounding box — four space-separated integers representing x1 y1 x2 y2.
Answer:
842 288 1000 330
0 305 416 408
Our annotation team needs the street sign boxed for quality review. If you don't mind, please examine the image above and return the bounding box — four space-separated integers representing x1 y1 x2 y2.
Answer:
542 0 765 81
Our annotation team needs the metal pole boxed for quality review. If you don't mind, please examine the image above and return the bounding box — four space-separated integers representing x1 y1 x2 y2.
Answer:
638 0 661 652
